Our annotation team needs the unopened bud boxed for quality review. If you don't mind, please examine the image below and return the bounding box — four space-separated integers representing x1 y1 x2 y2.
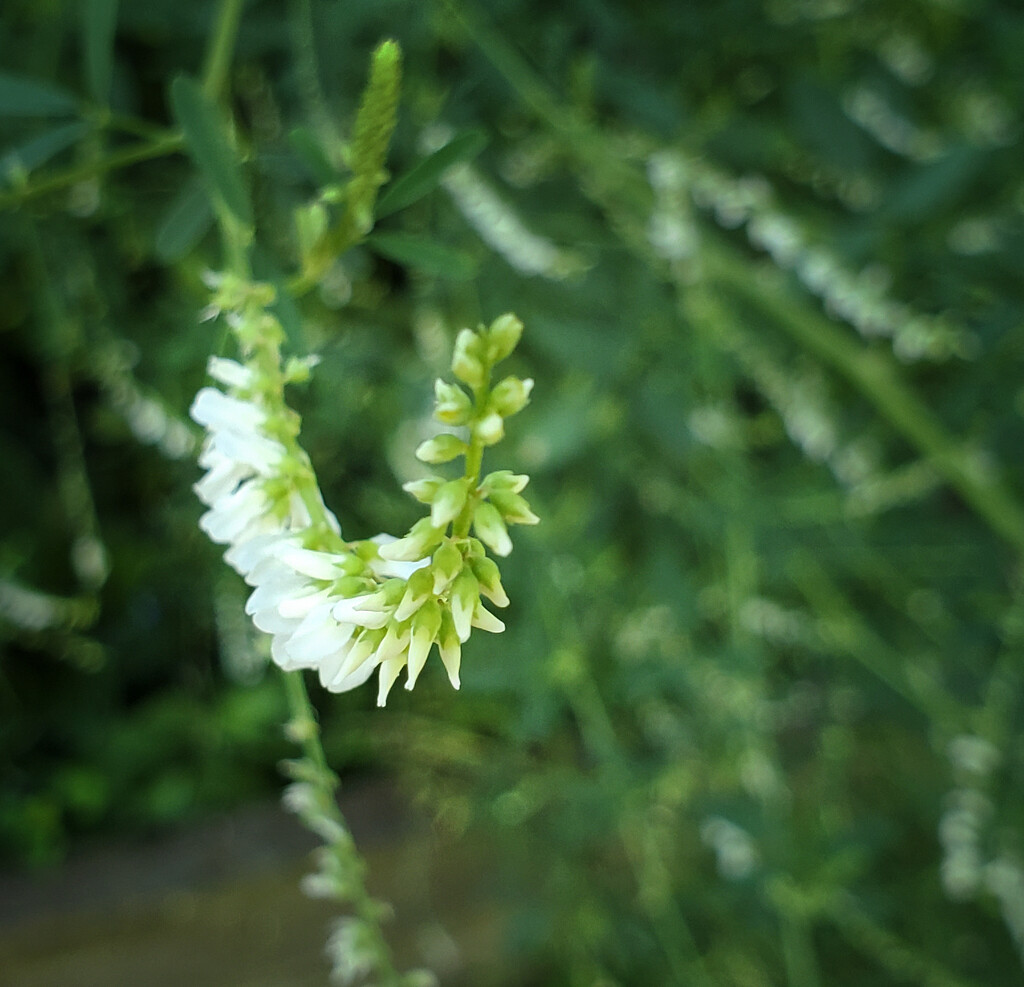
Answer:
473 501 513 556
469 554 509 607
407 599 442 689
489 376 533 418
451 328 486 389
394 565 435 622
430 478 470 528
479 470 530 496
377 517 445 561
415 433 468 464
485 313 523 364
431 538 463 594
474 412 504 446
450 569 479 642
434 379 473 425
402 475 445 504
489 489 540 525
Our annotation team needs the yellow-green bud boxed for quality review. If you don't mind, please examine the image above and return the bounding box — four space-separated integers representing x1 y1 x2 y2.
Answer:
452 328 486 389
437 610 462 688
377 517 445 561
489 376 534 418
473 501 513 556
402 475 445 503
474 412 504 447
479 470 530 496
434 379 473 425
431 538 463 594
407 598 442 689
489 489 540 526
468 554 509 607
415 433 468 464
485 313 523 364
394 565 435 622
450 569 479 642
431 477 470 528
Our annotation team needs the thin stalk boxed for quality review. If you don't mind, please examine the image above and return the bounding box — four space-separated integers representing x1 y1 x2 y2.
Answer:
202 0 248 101
0 134 182 212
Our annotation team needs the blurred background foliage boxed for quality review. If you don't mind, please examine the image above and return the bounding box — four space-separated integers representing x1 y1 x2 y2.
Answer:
2 0 1024 983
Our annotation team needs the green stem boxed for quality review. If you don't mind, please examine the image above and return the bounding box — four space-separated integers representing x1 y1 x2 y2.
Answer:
0 135 182 212
281 669 404 987
202 0 247 101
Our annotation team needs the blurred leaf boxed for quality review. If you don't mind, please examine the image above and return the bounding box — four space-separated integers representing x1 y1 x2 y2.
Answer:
169 74 252 227
0 121 90 180
81 0 119 104
288 125 337 186
0 73 78 118
376 129 487 219
154 173 214 261
367 231 476 279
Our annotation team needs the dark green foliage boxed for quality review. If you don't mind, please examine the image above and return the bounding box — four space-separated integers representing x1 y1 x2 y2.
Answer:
1 1 1024 984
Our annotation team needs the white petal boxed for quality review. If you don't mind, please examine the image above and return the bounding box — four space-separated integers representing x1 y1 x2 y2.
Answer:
376 657 405 706
207 356 253 389
190 387 266 432
278 548 348 581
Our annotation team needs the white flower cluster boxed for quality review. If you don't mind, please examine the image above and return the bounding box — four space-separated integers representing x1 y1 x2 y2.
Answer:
191 285 535 706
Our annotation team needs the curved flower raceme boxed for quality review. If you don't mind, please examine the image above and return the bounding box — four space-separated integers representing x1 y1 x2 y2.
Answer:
190 275 536 705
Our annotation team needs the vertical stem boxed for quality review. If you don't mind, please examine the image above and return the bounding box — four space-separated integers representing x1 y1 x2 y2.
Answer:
202 0 247 101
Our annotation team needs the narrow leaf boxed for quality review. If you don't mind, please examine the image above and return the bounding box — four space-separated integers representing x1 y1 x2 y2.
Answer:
0 73 78 118
169 74 251 226
154 174 214 261
0 122 90 181
376 129 487 219
367 232 476 280
81 0 119 104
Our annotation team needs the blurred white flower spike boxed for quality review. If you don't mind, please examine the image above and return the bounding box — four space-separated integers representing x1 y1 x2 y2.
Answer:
191 273 536 705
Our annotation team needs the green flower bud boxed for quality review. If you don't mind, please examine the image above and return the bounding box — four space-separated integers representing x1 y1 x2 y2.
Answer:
450 569 479 642
451 328 486 389
489 376 534 418
431 538 463 594
434 379 473 425
472 602 506 634
485 313 523 364
488 489 540 526
415 433 468 464
474 412 505 447
377 618 411 662
479 470 530 496
402 475 445 504
332 575 376 598
407 598 442 689
437 610 462 688
431 477 471 528
394 565 435 622
377 517 445 561
473 501 513 557
468 554 509 607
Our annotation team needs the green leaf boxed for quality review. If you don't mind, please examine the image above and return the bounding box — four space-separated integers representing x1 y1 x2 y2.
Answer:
0 122 90 180
81 0 119 104
0 73 79 118
367 232 476 280
169 75 251 227
154 174 214 261
376 129 487 219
